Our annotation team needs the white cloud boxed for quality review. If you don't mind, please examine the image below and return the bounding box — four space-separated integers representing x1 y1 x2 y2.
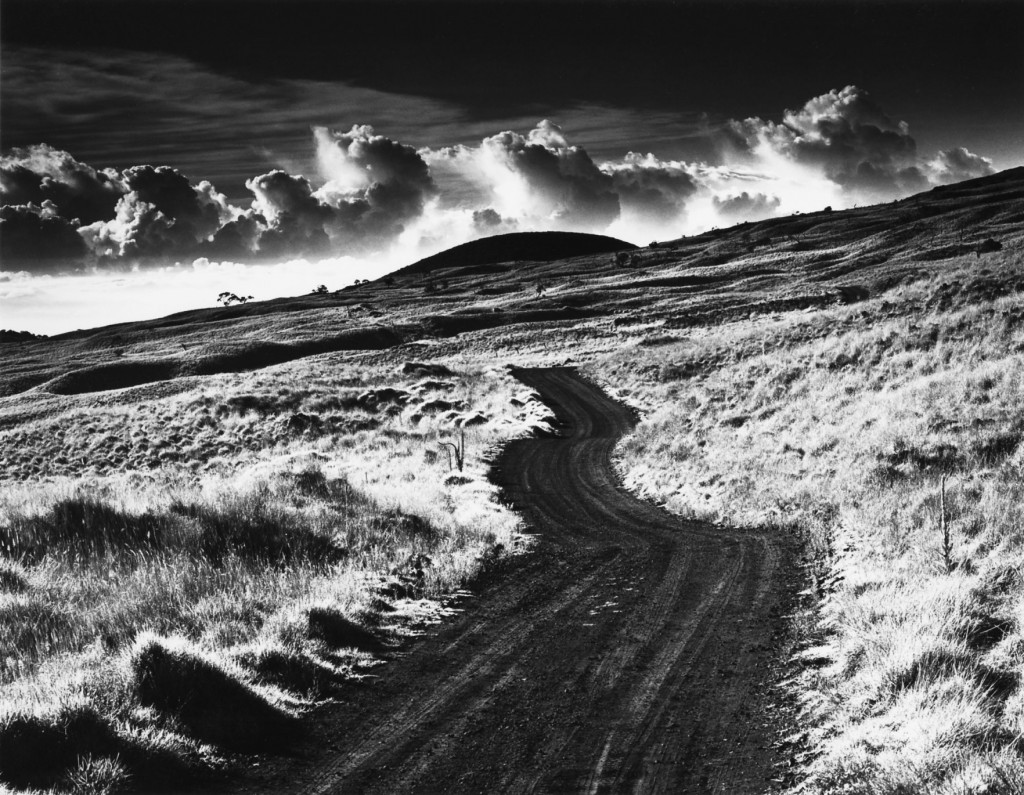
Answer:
2 85 1008 332
927 147 995 185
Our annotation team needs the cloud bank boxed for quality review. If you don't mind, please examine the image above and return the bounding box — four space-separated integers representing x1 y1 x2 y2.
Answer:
1 86 997 275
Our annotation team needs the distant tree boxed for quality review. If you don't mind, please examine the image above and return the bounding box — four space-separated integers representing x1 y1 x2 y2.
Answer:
217 292 253 306
383 276 396 287
311 284 329 295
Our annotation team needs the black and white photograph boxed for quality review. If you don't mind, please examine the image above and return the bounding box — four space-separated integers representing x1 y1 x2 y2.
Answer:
1 0 1023 792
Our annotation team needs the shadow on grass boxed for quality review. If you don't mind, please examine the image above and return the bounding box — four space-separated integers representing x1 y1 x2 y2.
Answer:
44 327 404 395
0 701 201 792
132 635 301 752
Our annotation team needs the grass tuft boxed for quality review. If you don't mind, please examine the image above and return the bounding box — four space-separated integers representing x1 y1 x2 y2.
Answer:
64 754 130 795
0 559 29 592
235 643 342 698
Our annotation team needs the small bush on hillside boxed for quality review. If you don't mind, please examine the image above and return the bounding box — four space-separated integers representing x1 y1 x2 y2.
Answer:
401 361 454 378
217 392 302 417
976 238 1002 256
291 466 331 498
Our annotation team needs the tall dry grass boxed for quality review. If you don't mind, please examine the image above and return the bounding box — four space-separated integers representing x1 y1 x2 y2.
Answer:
595 250 1024 792
0 356 551 792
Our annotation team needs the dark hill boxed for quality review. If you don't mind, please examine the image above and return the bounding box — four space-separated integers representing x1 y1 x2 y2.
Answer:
397 232 637 276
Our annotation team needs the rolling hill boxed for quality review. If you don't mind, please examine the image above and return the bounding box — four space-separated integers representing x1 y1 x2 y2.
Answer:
395 230 637 276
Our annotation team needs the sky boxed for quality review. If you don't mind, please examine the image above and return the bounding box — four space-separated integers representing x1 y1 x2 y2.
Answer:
2 0 1023 335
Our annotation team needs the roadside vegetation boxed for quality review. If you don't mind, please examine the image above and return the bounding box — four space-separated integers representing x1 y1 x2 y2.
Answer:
0 354 552 792
597 248 1024 792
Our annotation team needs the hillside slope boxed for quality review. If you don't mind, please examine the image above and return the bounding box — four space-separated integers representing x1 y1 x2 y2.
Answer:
396 230 637 276
1 167 1023 794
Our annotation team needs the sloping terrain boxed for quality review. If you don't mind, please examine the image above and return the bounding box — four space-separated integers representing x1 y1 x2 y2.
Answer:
3 169 1021 405
1 167 1023 794
396 230 637 276
262 368 797 794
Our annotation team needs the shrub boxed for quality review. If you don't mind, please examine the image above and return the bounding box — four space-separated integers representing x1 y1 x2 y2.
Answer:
291 466 331 498
64 754 130 795
975 238 1002 255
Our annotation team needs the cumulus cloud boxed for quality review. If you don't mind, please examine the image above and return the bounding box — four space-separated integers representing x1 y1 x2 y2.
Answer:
0 91 1004 279
124 166 231 239
235 126 440 258
201 214 263 260
0 201 89 270
712 192 782 221
245 170 332 258
427 120 620 232
472 208 509 232
1 144 124 224
78 166 237 263
927 147 995 185
0 147 247 268
719 86 931 202
605 153 698 222
313 125 437 249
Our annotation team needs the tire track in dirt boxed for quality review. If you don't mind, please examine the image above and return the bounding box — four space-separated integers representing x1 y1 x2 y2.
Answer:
282 367 798 795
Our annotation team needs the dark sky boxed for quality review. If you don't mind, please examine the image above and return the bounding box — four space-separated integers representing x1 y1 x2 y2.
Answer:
3 0 1023 200
4 0 1022 115
2 0 1022 334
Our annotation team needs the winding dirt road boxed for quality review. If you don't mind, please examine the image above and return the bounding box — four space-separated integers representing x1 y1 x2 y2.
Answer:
281 367 799 794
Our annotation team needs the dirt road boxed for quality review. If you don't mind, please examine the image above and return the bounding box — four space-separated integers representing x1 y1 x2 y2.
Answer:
286 367 799 794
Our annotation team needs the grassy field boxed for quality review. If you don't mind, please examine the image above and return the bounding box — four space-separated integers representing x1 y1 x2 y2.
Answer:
2 167 1023 793
0 349 553 792
594 249 1024 792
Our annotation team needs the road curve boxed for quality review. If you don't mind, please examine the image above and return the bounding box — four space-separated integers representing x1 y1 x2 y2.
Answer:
289 367 797 794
